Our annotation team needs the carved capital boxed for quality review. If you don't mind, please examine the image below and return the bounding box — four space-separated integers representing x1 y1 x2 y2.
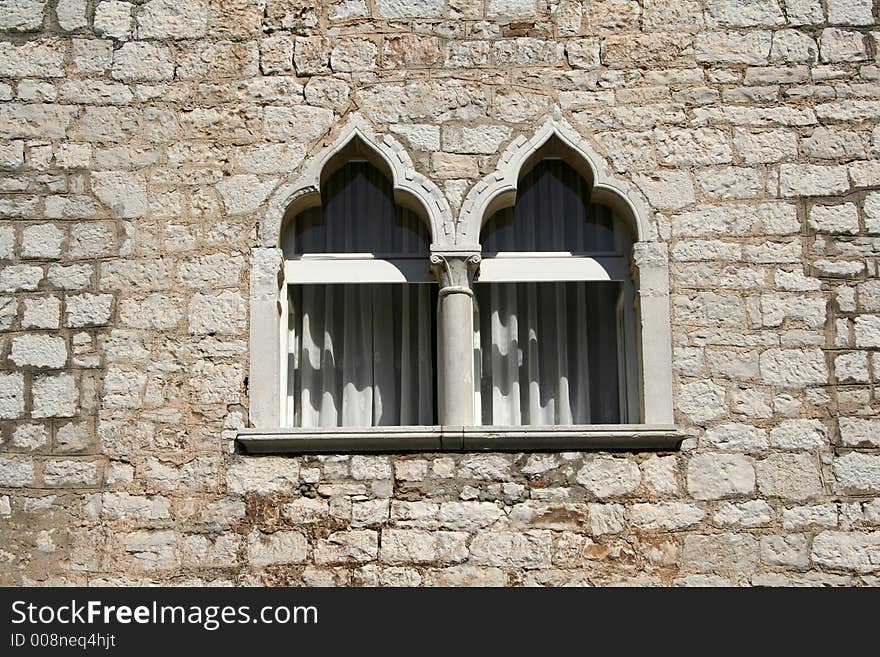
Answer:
429 250 481 297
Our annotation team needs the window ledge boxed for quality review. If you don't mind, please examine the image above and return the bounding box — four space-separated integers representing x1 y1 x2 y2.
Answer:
235 425 684 454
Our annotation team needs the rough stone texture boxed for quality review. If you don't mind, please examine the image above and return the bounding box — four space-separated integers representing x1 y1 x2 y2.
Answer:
0 0 878 589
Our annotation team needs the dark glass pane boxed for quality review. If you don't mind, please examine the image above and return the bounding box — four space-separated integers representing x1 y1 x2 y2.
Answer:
287 161 430 256
480 159 628 253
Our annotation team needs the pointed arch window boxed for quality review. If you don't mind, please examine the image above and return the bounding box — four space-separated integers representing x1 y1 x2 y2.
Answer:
475 158 640 426
282 161 437 428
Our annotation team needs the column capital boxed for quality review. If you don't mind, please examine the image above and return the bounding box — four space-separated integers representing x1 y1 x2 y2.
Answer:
429 249 481 297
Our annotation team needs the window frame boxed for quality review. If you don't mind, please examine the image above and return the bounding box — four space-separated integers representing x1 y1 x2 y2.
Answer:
241 113 681 454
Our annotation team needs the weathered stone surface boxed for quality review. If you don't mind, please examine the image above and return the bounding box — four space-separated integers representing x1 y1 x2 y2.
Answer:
683 533 759 572
111 42 174 82
10 334 67 369
380 529 468 565
811 531 880 573
714 500 774 527
314 530 378 564
66 293 114 327
226 458 299 495
687 454 756 500
677 380 727 423
759 349 828 387
761 534 809 567
137 0 208 39
756 454 823 501
768 419 827 450
0 372 25 419
839 418 880 448
576 456 640 498
469 530 551 568
32 373 77 418
248 530 308 566
834 453 880 493
630 502 705 531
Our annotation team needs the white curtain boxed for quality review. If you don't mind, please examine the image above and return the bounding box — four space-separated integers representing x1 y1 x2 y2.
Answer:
477 159 635 426
288 284 434 427
284 161 435 428
477 281 623 425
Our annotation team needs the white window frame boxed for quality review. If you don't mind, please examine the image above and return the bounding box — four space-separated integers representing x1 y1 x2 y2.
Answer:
241 112 680 453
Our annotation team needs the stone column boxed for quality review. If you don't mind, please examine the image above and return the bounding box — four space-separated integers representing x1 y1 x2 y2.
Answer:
430 250 481 426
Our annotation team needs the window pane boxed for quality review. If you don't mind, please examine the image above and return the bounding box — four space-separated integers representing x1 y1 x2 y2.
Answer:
480 159 632 254
287 283 437 427
476 281 630 426
285 161 430 256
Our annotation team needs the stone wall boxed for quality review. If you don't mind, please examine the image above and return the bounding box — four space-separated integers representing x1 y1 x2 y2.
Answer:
1 0 879 586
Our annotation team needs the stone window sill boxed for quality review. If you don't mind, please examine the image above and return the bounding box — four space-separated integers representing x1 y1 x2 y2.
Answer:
235 425 684 454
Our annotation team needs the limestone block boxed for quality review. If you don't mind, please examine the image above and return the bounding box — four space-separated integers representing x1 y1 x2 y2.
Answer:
759 348 828 386
811 531 880 573
714 500 774 527
702 423 769 451
21 224 63 259
677 379 727 423
263 106 334 142
468 530 551 568
0 41 64 78
768 419 827 449
687 454 755 500
95 1 132 39
819 28 867 63
756 454 823 501
576 456 640 498
655 128 732 166
808 203 859 235
380 529 469 565
695 30 772 65
834 453 880 493
43 459 98 486
55 0 87 31
10 334 67 368
487 0 536 19
0 372 25 419
827 0 874 26
111 42 174 82
629 502 706 531
839 417 880 448
32 372 78 418
376 0 443 18
215 175 276 215
761 534 809 567
682 533 758 572
226 457 299 494
0 456 35 486
137 0 208 39
66 293 114 327
314 530 378 564
439 502 504 531
248 530 308 566
442 125 511 155
22 296 60 329
855 316 880 348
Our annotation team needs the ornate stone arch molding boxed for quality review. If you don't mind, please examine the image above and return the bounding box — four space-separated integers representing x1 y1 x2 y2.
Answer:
259 112 454 249
457 109 675 426
250 114 454 429
457 109 653 247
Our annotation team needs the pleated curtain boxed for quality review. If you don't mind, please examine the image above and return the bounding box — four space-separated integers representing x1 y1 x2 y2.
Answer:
477 159 632 426
285 162 435 428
